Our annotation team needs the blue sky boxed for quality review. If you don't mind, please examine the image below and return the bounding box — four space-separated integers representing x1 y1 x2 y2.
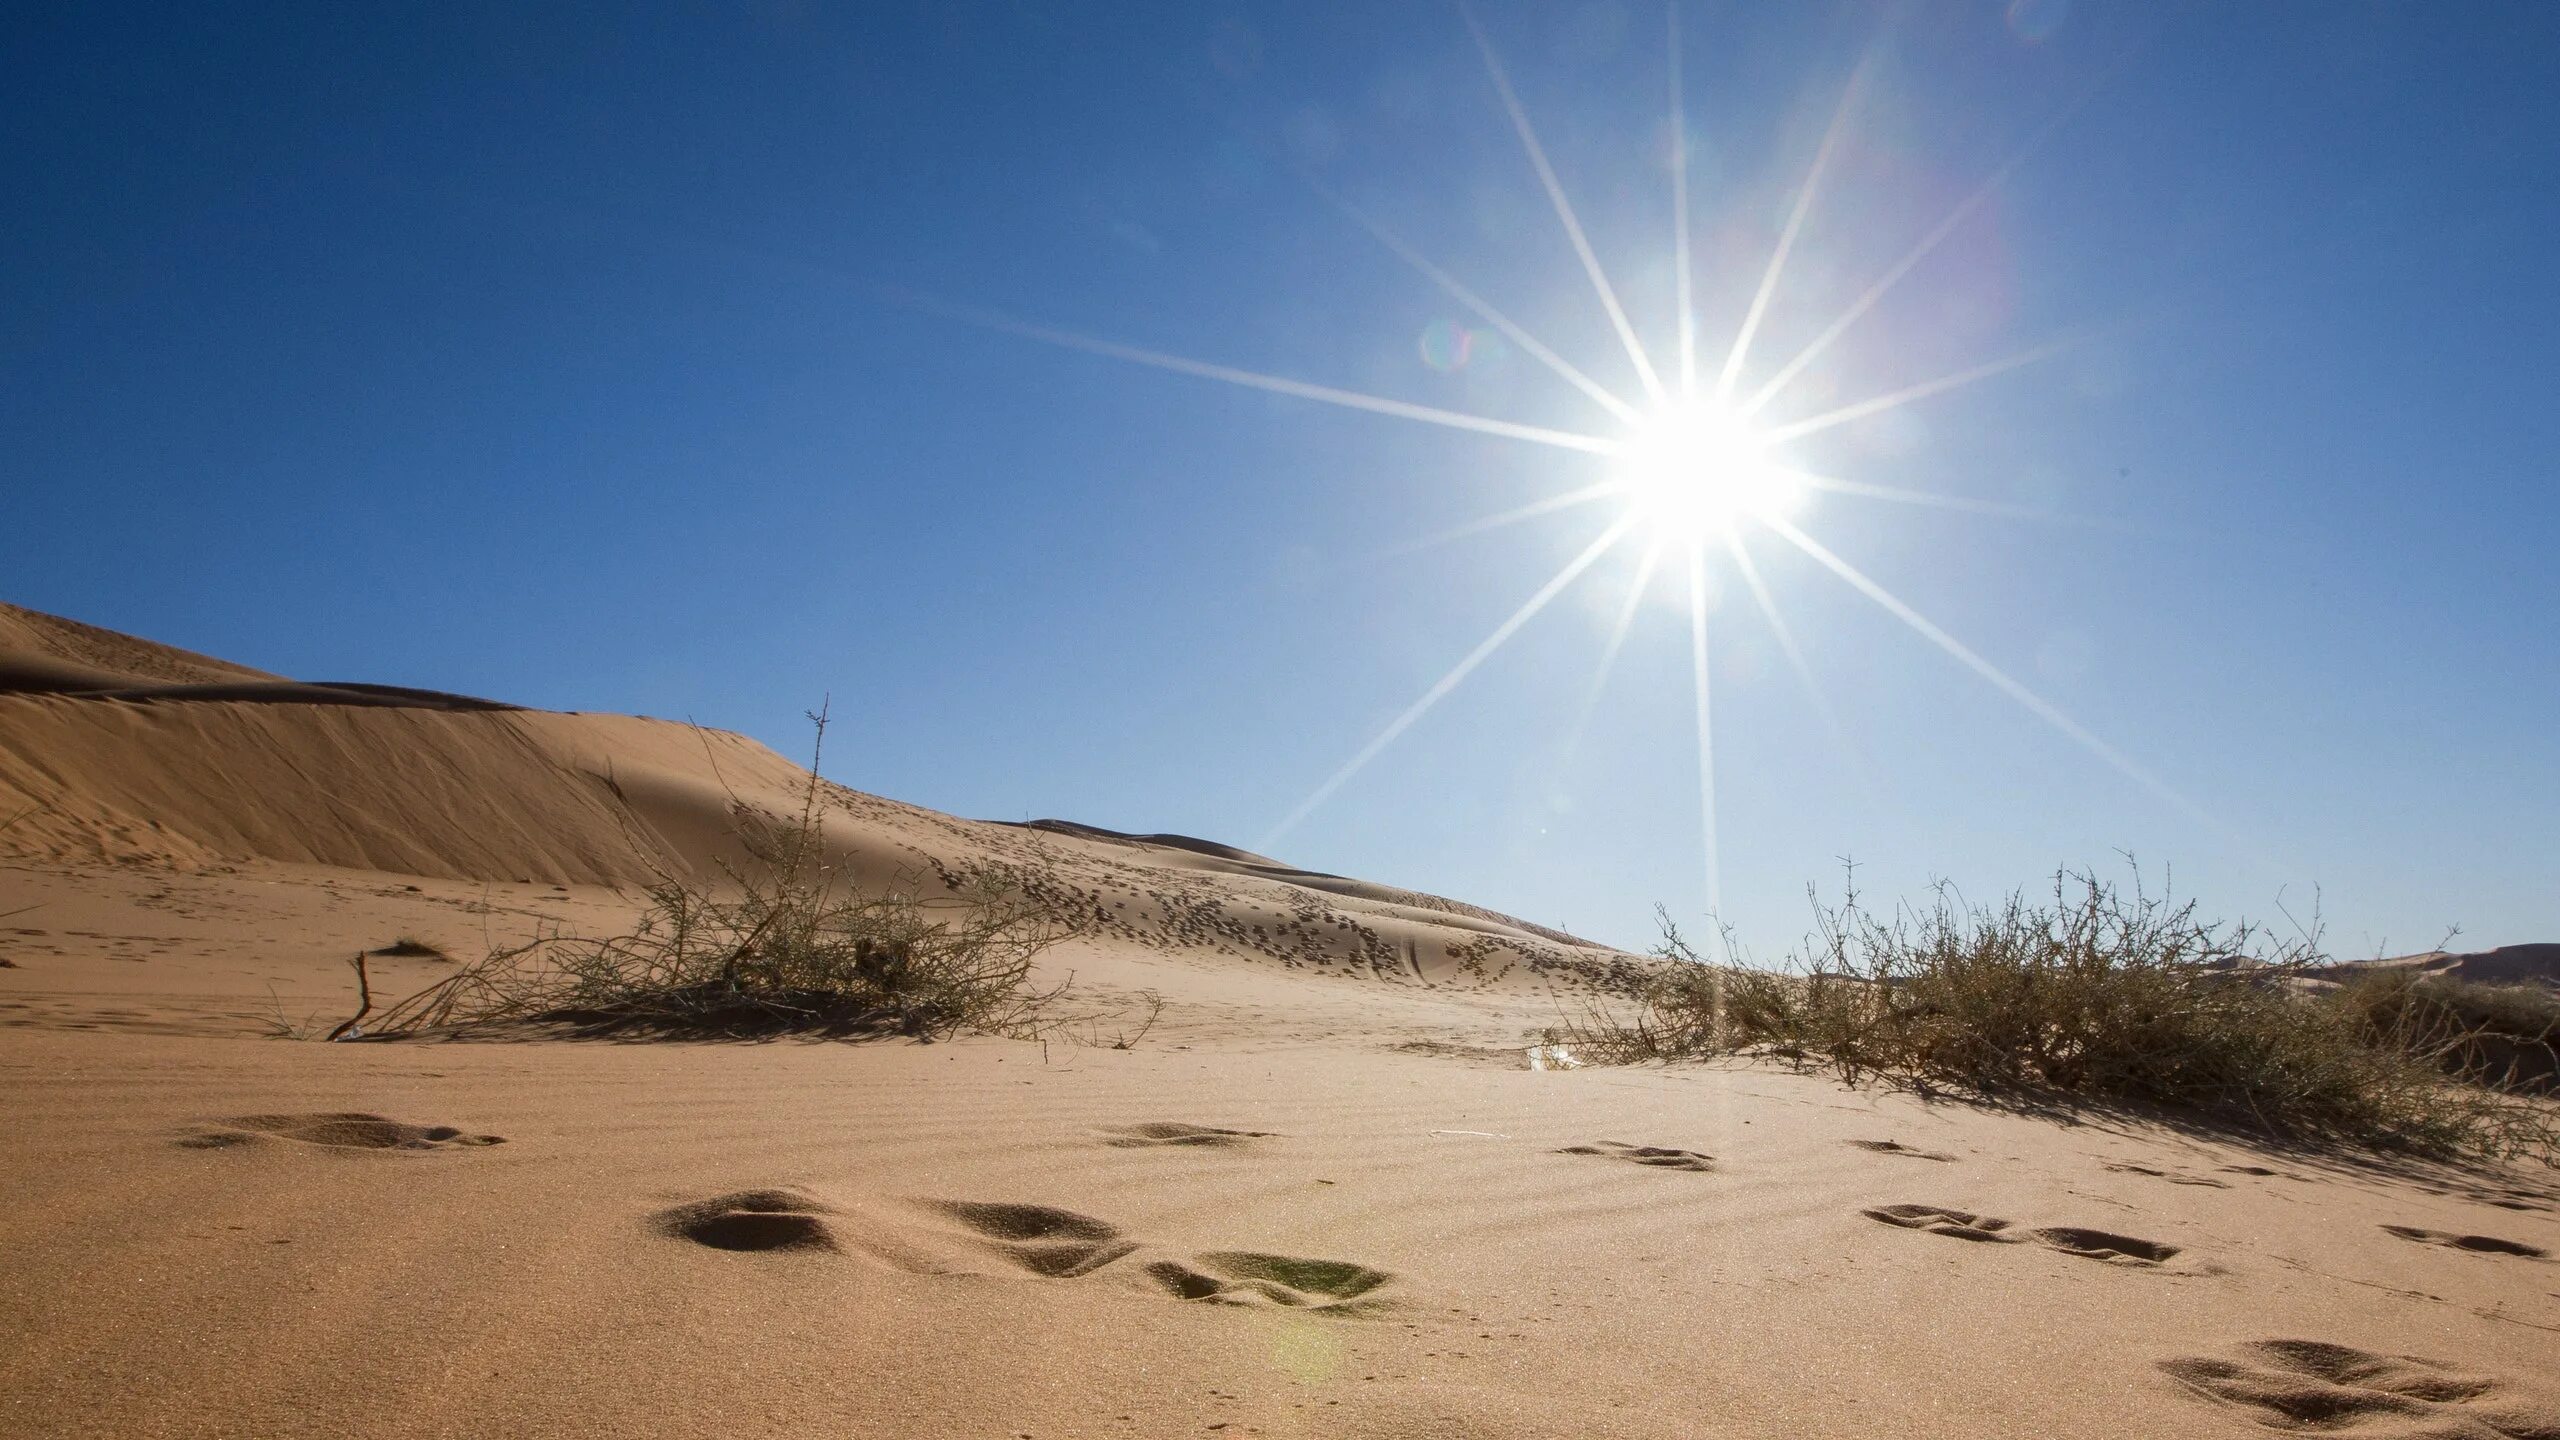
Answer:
6 2 2555 956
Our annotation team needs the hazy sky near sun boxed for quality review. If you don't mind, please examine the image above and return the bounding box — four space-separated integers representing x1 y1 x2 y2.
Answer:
6 2 2556 956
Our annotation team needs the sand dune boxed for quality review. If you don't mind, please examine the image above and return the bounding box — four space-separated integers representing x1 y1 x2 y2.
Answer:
3 605 2555 1438
0 603 284 691
0 603 1627 994
2317 944 2560 992
0 602 509 708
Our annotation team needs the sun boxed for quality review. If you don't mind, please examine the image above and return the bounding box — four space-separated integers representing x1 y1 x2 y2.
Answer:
935 4 2201 939
1616 401 1806 542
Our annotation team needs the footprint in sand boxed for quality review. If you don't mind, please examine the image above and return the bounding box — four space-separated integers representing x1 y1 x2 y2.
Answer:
924 1200 1143 1277
929 1199 1400 1315
177 1112 505 1151
1140 1252 1399 1314
2160 1339 2560 1437
1557 1141 1714 1172
1861 1204 2014 1242
654 1188 842 1254
660 1191 1402 1316
1099 1122 1274 1150
1848 1139 1956 1163
2380 1224 2548 1260
1861 1204 2184 1266
2029 1227 2185 1266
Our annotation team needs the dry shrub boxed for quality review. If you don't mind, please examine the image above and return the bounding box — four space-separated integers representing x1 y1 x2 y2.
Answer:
360 721 1084 1041
1561 866 2557 1161
2331 969 2560 1095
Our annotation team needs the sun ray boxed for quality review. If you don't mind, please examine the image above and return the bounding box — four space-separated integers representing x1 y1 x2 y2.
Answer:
1668 1 1696 399
1721 528 1891 812
1684 541 1727 951
1290 171 1643 427
1741 87 2100 420
893 290 1622 457
1558 533 1664 758
1782 468 2064 522
1714 64 1865 405
1722 529 1850 751
1460 2 1667 405
1760 336 2075 446
1763 516 2216 827
1379 481 1625 559
1259 518 1633 849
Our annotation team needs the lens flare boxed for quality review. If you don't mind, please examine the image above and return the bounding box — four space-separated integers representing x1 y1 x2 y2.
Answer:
1419 318 1476 372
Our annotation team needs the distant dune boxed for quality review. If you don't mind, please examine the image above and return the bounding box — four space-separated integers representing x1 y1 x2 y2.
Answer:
0 601 509 709
2313 945 2560 991
0 601 1632 994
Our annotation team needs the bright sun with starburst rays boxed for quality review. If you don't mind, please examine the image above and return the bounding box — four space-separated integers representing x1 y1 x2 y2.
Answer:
915 3 2207 944
1612 401 1806 544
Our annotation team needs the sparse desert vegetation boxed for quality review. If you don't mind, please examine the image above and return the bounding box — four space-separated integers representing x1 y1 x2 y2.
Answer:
2331 967 2560 1094
355 725 1087 1041
1560 867 2560 1160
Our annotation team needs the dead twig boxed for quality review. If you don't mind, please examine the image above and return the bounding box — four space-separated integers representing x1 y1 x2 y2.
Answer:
325 952 375 1041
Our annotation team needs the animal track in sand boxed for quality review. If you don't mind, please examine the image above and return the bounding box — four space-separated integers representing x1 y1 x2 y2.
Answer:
1861 1204 2184 1266
2103 1162 2231 1188
2160 1339 2560 1437
177 1112 506 1151
2217 1165 2307 1182
1847 1139 1956 1162
654 1188 842 1254
2420 1182 2557 1215
1099 1122 1274 1149
2380 1225 2548 1260
1557 1141 1714 1172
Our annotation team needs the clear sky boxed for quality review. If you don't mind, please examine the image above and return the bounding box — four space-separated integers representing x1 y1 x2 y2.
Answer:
7 2 2555 957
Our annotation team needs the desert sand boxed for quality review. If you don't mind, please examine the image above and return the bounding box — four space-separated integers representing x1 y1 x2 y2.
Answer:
2 601 2555 1439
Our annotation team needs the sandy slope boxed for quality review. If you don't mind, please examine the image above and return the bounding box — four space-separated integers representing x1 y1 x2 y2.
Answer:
0 601 1630 995
3 606 2557 1438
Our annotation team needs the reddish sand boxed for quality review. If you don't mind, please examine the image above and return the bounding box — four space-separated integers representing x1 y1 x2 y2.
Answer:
3 602 2555 1439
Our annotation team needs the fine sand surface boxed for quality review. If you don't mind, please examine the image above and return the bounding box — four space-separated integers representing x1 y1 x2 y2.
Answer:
3 603 2557 1438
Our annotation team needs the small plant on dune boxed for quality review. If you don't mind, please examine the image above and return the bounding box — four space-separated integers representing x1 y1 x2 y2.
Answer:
1558 865 2557 1161
254 989 326 1040
354 715 1087 1041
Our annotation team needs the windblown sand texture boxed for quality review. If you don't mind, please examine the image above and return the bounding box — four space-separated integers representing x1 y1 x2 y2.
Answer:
3 601 2554 1438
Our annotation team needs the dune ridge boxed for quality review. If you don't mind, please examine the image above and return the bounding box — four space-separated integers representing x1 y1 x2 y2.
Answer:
0 605 1630 995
